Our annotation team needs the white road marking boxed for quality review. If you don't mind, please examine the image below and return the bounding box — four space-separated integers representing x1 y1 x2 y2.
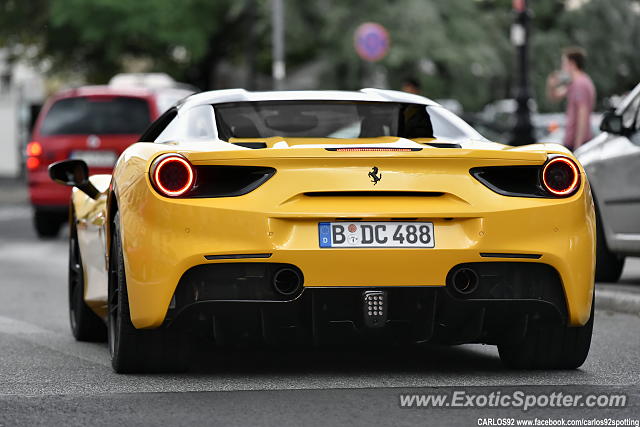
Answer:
0 240 66 264
0 206 31 222
0 315 110 367
0 316 51 335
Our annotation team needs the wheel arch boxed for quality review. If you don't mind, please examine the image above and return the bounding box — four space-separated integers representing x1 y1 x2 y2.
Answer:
106 185 120 265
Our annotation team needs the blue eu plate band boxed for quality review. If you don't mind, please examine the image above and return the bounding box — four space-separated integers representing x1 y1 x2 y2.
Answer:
319 222 332 248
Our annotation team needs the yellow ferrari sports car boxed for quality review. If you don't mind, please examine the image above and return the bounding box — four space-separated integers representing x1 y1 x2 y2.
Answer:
49 89 595 373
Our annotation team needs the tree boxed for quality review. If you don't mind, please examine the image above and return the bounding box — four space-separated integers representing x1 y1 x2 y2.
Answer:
1 0 258 89
2 0 639 111
306 0 512 110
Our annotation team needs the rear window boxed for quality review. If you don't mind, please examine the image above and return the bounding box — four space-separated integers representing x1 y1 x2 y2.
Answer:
213 101 484 141
40 96 151 135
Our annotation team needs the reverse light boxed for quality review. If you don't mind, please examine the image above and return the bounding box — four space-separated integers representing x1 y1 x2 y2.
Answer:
542 156 580 197
150 154 195 197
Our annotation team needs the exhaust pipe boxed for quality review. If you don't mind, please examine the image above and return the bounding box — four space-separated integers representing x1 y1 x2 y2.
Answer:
451 267 479 295
272 268 302 296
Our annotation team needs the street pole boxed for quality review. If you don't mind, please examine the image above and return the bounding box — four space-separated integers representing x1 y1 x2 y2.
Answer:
246 0 257 90
272 0 285 90
510 0 535 146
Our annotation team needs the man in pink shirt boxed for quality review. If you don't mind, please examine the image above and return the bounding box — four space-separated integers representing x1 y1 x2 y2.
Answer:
546 47 596 150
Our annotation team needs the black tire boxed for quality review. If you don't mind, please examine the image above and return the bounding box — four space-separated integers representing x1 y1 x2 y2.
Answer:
69 216 107 342
34 209 63 238
498 299 594 370
594 209 625 283
108 212 189 374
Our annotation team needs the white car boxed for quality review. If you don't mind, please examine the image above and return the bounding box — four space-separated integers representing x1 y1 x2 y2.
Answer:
575 83 640 282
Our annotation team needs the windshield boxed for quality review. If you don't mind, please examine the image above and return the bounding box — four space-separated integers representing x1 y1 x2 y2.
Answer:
213 101 483 141
40 96 151 135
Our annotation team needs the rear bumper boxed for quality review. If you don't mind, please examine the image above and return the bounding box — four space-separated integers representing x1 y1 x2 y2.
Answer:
164 262 567 346
115 162 595 330
121 210 595 330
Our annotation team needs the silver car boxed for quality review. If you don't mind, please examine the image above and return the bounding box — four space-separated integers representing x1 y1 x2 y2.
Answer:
576 83 640 282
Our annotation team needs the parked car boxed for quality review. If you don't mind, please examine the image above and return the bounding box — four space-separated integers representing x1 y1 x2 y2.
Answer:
50 89 594 373
575 83 640 282
536 113 602 146
27 84 193 237
468 98 538 143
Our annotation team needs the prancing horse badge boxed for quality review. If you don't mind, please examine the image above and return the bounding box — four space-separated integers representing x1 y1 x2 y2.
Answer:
368 167 382 185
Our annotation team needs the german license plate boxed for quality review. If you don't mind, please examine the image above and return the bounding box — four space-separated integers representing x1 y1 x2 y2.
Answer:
71 150 117 167
318 222 435 248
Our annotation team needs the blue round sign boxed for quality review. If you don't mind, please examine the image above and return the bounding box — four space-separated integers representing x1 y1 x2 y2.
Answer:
354 22 390 62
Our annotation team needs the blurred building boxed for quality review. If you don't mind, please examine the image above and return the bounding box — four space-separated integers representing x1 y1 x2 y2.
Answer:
0 49 46 178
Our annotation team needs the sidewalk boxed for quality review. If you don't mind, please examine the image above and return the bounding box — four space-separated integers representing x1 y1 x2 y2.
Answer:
596 257 640 317
596 287 640 317
0 177 28 205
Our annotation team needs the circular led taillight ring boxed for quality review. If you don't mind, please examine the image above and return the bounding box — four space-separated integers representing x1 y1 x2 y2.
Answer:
151 154 195 197
542 156 580 197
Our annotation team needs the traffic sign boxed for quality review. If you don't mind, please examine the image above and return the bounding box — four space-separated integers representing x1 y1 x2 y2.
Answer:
354 22 390 62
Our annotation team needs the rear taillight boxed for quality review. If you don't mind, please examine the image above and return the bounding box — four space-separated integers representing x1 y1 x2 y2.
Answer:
149 156 275 199
150 154 195 197
26 141 43 156
470 155 581 198
26 157 41 169
26 141 43 170
542 156 580 196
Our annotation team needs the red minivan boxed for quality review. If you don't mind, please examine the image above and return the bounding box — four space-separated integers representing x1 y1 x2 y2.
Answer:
27 85 192 237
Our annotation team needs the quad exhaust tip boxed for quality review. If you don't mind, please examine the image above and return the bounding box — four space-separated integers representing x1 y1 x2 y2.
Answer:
451 267 479 295
272 268 303 296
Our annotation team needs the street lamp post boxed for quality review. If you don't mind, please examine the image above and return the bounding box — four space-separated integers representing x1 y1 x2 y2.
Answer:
510 0 535 146
272 0 285 90
246 0 257 90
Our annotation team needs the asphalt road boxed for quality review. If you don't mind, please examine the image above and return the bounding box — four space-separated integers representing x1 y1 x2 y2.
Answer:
0 198 639 426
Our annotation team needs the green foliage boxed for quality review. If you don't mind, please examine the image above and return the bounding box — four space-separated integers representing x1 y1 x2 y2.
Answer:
564 0 640 100
1 0 254 86
306 0 512 110
1 0 639 111
0 0 49 60
530 0 640 111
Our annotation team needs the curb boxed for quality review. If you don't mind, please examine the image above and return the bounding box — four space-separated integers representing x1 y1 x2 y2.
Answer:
595 288 640 317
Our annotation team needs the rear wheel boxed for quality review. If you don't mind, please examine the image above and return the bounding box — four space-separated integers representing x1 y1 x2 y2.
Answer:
108 212 189 374
34 209 63 238
595 210 625 282
498 299 594 370
69 216 107 341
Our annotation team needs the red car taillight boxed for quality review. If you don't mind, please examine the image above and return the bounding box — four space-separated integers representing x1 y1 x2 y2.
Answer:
542 156 580 197
150 154 195 197
471 155 582 199
26 141 43 170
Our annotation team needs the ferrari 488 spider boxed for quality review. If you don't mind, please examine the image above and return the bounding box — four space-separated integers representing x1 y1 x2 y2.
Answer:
49 89 595 373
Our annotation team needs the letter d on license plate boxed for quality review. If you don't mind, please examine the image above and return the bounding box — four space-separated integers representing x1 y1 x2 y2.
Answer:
318 222 435 248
